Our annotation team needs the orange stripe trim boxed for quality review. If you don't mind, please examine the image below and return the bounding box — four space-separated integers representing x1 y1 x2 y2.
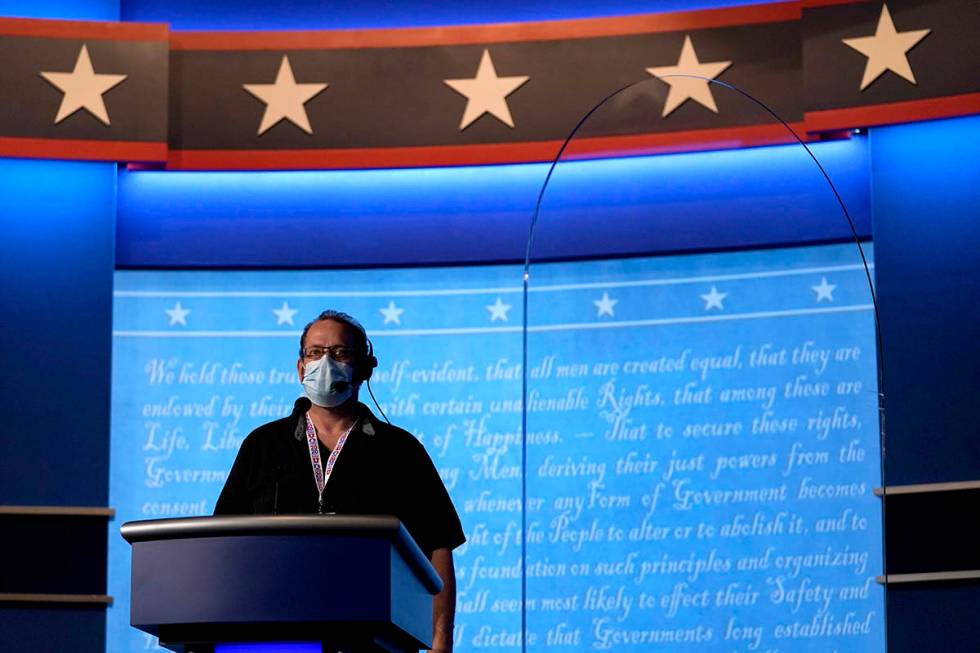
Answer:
170 2 800 51
0 16 167 41
806 93 980 132
0 136 166 162
167 123 805 170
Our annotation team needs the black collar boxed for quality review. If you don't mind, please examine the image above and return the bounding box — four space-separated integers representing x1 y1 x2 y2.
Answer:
290 399 378 441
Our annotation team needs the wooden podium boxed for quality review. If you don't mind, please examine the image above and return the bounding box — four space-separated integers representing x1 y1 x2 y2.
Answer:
120 515 442 653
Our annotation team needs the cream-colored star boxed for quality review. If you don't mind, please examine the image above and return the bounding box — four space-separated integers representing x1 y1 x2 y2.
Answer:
243 55 328 135
444 49 530 130
646 35 732 118
39 44 127 125
842 4 930 91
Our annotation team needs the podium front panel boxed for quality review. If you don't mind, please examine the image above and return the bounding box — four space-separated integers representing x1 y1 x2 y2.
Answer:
131 534 391 627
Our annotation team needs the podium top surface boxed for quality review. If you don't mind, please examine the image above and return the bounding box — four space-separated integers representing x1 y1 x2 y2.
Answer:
120 514 442 593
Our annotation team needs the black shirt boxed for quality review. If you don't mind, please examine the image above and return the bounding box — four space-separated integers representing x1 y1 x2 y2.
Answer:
214 400 465 559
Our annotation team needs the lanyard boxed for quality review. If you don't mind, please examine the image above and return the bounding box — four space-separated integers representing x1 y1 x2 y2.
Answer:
304 413 358 514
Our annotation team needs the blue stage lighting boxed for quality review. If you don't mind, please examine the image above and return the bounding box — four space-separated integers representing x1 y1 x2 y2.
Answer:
120 0 782 31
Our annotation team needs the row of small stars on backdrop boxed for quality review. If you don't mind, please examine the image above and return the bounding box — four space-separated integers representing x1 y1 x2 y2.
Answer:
159 277 839 326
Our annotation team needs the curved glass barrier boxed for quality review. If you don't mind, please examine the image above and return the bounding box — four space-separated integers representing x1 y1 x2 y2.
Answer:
105 78 885 653
520 76 885 652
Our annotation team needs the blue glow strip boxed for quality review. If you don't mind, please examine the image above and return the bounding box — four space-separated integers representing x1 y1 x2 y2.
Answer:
214 643 321 653
120 0 785 30
116 139 871 267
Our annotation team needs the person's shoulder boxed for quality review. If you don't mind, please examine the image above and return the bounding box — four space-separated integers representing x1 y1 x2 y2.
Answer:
368 416 418 445
360 406 427 454
241 413 301 450
248 414 294 436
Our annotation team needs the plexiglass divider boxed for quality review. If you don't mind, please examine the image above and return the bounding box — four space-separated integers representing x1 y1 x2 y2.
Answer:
104 78 888 653
520 76 886 652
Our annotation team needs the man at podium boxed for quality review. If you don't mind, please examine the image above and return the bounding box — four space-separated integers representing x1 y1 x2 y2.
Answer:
215 310 465 653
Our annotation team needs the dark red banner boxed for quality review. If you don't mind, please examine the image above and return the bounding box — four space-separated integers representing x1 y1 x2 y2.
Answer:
0 0 975 169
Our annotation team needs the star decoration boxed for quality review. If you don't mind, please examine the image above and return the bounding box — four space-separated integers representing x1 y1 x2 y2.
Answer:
39 44 127 125
811 277 837 303
842 4 930 91
646 35 732 118
165 301 191 326
243 55 328 135
486 297 513 322
700 286 727 311
593 292 618 317
379 301 405 325
273 301 299 325
444 49 530 130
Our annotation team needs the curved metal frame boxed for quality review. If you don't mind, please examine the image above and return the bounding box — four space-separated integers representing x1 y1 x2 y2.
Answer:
519 74 889 652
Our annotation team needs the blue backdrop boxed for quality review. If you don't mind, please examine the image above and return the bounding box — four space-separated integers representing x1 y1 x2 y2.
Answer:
109 241 883 652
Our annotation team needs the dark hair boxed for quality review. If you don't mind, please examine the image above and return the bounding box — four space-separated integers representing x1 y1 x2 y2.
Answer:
298 310 369 359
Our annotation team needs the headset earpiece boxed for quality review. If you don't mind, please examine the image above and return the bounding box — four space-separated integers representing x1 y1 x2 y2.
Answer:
358 339 378 383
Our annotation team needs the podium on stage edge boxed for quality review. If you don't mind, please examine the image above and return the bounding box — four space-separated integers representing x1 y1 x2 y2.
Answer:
120 515 443 653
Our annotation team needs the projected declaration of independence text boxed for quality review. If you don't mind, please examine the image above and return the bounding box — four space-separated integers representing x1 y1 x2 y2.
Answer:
110 244 884 652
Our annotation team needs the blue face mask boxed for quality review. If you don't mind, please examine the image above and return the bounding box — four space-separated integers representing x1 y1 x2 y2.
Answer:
302 355 356 408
